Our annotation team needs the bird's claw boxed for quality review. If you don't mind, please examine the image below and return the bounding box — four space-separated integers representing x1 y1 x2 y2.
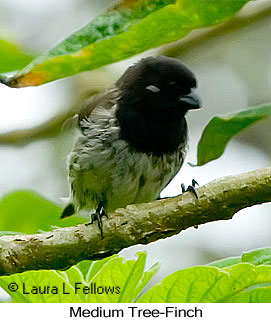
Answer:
89 203 108 239
182 179 199 229
181 179 199 199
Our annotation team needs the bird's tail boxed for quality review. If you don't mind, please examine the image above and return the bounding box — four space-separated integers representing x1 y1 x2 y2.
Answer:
60 203 75 219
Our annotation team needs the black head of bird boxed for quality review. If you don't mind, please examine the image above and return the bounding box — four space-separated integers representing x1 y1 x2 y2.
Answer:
116 56 201 155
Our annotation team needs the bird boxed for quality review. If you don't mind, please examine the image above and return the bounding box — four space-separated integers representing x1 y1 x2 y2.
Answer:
61 56 201 238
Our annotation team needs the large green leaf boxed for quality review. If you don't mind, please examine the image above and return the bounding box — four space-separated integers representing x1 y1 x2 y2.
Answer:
207 256 241 268
197 104 271 166
208 247 271 268
0 252 159 303
135 260 160 299
85 252 159 302
55 255 118 302
0 191 85 235
138 264 271 302
0 249 270 303
229 287 271 303
1 0 251 87
241 248 271 266
0 39 34 73
0 270 80 303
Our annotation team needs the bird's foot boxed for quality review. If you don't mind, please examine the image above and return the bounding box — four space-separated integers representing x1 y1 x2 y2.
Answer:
181 179 199 229
85 203 108 239
181 179 199 199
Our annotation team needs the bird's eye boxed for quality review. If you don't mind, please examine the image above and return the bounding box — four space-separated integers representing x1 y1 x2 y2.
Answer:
145 85 160 93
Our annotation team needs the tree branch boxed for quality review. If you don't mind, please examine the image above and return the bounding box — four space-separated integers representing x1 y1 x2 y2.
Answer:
0 78 106 145
0 167 270 276
0 109 77 145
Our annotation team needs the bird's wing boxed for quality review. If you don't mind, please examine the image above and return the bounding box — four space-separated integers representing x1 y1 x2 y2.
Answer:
78 86 120 126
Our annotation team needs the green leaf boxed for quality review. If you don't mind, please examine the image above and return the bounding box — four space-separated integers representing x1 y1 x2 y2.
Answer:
0 297 11 303
57 256 118 302
208 256 241 268
1 0 251 87
85 255 118 282
0 191 85 235
0 270 80 303
221 264 271 302
0 253 158 303
229 287 271 303
86 252 156 302
197 104 271 166
0 39 34 73
241 248 271 266
135 261 160 299
138 264 271 302
208 247 271 268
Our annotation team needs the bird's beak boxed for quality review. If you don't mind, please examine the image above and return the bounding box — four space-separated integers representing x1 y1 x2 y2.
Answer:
179 88 201 110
